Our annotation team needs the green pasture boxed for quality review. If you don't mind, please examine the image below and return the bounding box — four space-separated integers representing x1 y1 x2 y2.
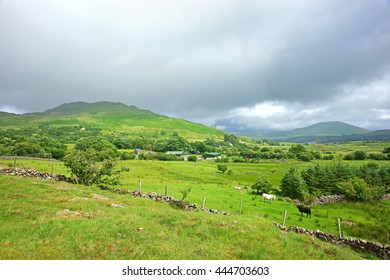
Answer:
0 175 363 259
1 157 389 248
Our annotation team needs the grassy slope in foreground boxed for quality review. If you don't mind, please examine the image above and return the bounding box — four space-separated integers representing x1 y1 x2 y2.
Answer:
0 175 363 260
0 101 224 140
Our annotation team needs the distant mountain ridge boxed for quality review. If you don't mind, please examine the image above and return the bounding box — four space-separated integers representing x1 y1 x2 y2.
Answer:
243 121 390 143
0 101 224 140
44 101 143 114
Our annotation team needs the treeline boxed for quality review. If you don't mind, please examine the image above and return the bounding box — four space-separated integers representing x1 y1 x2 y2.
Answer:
1 126 390 163
280 163 390 201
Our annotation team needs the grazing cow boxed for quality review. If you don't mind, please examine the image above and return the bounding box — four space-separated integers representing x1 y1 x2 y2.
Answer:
297 205 311 217
262 193 276 203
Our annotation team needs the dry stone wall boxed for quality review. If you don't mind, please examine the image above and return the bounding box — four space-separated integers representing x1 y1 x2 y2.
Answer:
274 222 390 260
288 193 390 205
0 166 229 215
96 185 229 215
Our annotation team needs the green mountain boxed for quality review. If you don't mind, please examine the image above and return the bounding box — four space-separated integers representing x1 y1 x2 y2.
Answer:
0 101 224 140
245 121 372 142
287 121 369 136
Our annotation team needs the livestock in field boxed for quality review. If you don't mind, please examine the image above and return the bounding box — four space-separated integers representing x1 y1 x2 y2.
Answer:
234 186 242 191
262 193 276 203
297 205 311 217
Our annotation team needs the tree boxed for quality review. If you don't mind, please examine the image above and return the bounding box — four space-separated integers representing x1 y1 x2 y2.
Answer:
11 142 45 158
75 136 117 160
337 177 374 201
63 149 125 186
280 167 308 200
354 150 367 160
382 147 390 154
251 176 273 194
289 144 306 155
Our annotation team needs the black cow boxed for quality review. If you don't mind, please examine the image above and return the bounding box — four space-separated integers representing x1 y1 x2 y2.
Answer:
297 205 311 218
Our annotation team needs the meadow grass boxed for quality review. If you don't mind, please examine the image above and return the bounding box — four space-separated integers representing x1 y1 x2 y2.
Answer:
1 157 389 247
0 175 363 259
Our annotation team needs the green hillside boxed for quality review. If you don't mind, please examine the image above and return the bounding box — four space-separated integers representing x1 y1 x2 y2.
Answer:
0 101 224 140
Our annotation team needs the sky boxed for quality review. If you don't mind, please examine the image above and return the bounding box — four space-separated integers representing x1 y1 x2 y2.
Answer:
1 0 390 133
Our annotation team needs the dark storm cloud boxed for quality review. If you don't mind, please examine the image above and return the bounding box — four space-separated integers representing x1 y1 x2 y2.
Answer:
0 0 389 131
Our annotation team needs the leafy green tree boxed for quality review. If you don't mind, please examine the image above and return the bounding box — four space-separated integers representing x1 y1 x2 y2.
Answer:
190 141 208 154
382 147 390 154
297 152 314 162
337 177 374 201
75 136 117 160
63 149 125 186
280 167 308 200
165 137 190 151
251 176 273 194
289 144 306 155
354 150 367 160
11 142 46 158
224 133 240 146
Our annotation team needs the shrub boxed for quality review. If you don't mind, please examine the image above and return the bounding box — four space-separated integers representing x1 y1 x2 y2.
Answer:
337 177 374 201
217 164 228 174
215 157 229 163
187 155 198 162
251 176 273 194
63 149 126 186
180 187 192 201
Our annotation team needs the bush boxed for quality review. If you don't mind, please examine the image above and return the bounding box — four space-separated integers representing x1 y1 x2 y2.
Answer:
215 157 229 163
345 150 367 160
118 152 136 160
251 176 273 194
63 149 125 186
337 177 374 201
217 164 228 174
187 155 198 162
368 153 388 160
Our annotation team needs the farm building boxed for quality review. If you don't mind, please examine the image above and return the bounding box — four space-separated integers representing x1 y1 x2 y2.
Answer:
202 152 221 159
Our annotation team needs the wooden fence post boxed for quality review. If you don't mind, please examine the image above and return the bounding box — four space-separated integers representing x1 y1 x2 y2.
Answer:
13 156 16 169
165 185 168 196
201 197 206 209
138 179 142 191
337 218 342 238
51 162 54 176
239 200 243 215
282 210 287 226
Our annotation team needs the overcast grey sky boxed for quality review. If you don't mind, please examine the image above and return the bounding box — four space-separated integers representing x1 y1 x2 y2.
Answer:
1 0 390 132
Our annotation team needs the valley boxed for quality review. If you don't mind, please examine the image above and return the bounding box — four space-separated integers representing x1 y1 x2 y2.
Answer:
0 101 389 260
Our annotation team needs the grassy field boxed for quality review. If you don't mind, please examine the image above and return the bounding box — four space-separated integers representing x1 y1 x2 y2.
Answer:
0 175 364 260
1 157 389 260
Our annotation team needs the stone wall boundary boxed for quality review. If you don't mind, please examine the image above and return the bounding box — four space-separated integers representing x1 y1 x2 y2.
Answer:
0 166 229 215
274 222 390 260
0 156 59 162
